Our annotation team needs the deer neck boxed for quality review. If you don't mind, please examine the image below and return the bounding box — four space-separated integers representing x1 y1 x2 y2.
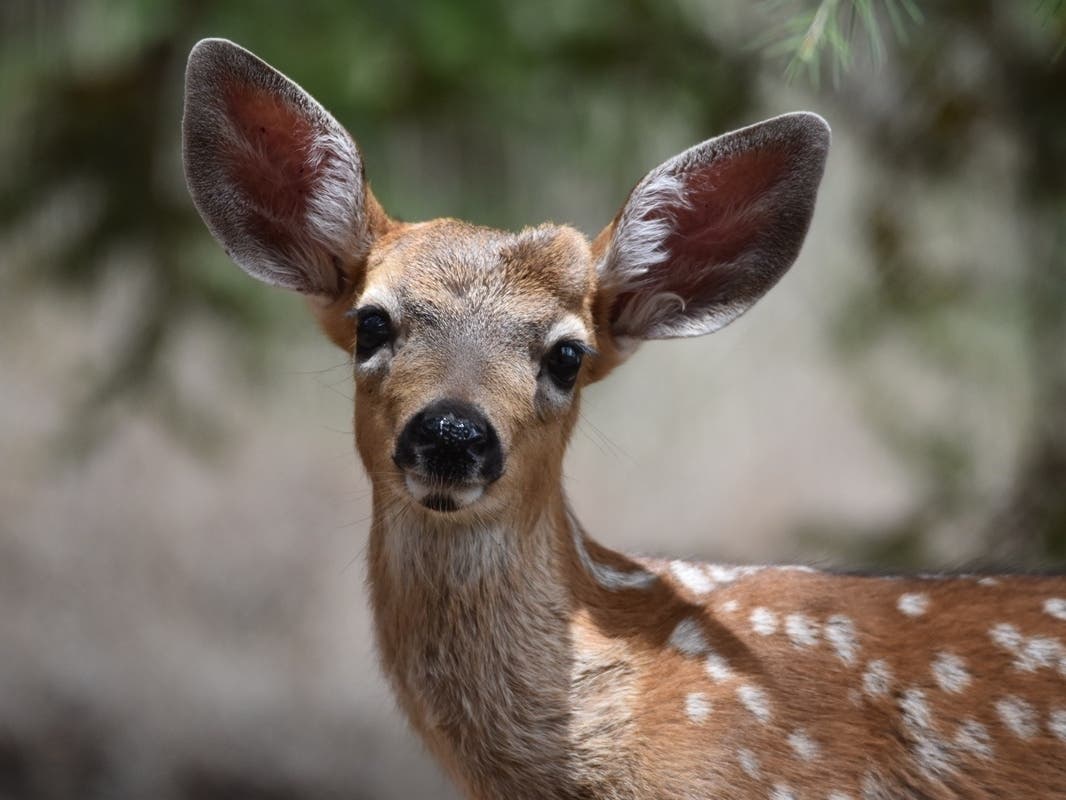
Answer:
366 482 573 795
365 481 657 797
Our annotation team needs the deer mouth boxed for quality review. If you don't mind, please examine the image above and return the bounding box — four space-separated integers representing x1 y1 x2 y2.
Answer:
403 473 486 513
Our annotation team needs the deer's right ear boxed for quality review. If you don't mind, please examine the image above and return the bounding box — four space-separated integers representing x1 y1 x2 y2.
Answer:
183 39 386 300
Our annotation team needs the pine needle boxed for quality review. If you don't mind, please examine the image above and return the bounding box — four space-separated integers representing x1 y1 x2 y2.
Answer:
760 0 922 86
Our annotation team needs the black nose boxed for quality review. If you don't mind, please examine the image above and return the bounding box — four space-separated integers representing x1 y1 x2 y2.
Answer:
394 399 503 483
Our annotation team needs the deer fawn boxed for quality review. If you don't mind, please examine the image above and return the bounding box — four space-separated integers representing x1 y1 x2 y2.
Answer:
183 39 1066 800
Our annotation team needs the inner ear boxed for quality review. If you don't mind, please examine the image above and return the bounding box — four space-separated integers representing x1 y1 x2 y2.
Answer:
609 146 793 328
224 83 330 246
666 146 791 273
183 39 380 298
595 112 830 345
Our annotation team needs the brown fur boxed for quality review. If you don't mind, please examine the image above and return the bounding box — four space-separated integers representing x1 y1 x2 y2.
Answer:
182 39 1066 799
331 220 1066 799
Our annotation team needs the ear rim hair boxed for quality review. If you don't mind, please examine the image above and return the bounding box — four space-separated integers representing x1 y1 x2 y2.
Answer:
594 112 831 345
182 37 372 298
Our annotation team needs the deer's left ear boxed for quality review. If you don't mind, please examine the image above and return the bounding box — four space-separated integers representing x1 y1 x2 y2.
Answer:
591 112 829 368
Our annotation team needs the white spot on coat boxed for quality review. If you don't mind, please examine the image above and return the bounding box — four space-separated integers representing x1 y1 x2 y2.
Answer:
668 617 708 657
737 747 761 779
771 784 797 800
996 695 1038 739
900 688 955 777
750 607 778 636
1016 636 1063 672
737 684 772 723
897 593 929 617
670 561 714 595
685 691 711 723
862 659 893 697
705 652 734 683
954 719 993 758
721 599 740 614
707 565 742 583
787 729 820 761
827 793 854 800
990 622 1064 672
931 651 971 693
913 737 955 779
1049 709 1066 743
825 614 859 664
785 613 820 647
862 772 886 799
990 622 1023 651
900 688 933 730
1046 598 1066 621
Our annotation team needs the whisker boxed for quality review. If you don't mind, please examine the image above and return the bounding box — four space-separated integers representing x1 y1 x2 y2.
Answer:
321 425 356 436
579 412 634 464
284 359 352 376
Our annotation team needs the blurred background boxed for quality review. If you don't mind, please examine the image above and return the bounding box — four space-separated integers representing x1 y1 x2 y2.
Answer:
1 0 1064 797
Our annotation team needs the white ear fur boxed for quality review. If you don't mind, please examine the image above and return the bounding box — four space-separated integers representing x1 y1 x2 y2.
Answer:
597 112 830 342
600 170 688 293
183 38 369 297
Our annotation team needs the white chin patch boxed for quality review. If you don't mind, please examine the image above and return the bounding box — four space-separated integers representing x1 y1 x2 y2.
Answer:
404 474 485 512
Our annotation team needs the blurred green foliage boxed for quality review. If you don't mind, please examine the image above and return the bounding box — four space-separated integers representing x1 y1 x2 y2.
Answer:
1 0 1064 564
1 0 755 441
817 1 1066 566
760 0 925 86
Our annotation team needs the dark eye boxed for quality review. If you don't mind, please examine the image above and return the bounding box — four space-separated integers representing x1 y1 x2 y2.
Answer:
543 340 586 390
355 307 392 358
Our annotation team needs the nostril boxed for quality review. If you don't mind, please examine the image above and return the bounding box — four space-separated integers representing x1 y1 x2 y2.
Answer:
464 426 488 455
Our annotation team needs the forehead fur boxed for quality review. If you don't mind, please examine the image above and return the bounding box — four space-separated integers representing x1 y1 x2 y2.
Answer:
365 220 595 323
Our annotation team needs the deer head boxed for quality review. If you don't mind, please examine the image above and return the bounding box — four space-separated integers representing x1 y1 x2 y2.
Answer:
183 38 829 528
